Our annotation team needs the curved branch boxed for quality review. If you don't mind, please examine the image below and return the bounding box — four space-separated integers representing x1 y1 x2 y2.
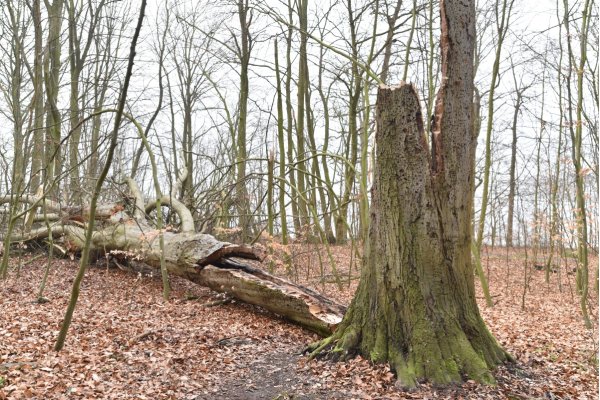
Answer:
126 178 146 220
172 164 188 196
0 195 62 213
145 195 195 233
3 224 86 245
32 214 61 222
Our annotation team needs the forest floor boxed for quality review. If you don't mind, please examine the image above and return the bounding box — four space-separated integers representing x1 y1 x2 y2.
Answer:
0 245 597 399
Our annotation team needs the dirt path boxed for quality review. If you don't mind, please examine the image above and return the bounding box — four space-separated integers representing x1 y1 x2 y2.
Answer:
213 347 321 400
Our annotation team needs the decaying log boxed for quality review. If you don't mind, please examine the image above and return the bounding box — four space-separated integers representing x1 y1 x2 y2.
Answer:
2 195 345 336
192 259 346 335
94 218 344 335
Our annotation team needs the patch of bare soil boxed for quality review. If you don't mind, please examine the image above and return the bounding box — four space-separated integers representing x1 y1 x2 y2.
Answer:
0 246 597 399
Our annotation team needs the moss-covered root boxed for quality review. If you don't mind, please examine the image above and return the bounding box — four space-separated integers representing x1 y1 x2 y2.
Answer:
306 326 360 361
305 336 335 359
307 324 507 389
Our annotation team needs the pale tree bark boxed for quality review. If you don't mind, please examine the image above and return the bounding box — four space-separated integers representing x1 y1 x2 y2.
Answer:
43 0 64 193
2 187 346 336
128 111 172 299
308 0 509 386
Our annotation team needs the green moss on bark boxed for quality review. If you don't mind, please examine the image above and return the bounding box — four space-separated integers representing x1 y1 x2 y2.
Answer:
308 82 510 388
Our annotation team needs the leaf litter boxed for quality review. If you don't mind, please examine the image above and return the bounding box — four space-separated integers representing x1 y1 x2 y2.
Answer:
0 246 597 399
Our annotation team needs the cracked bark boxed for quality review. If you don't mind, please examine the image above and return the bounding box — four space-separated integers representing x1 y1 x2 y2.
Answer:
307 0 509 387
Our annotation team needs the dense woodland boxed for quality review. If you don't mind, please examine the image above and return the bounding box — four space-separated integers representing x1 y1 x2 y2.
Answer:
0 0 598 398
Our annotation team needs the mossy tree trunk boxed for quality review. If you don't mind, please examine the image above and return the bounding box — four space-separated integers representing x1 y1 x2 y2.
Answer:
309 0 509 387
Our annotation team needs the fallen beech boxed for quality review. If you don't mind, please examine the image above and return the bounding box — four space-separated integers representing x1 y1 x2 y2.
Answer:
2 188 345 336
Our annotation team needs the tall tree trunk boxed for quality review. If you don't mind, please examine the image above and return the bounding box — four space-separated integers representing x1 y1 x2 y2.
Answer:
336 0 362 244
358 3 379 242
235 0 252 240
295 0 310 232
30 0 45 194
426 0 438 135
66 0 82 203
506 86 524 248
44 0 64 193
284 0 300 235
274 40 288 244
316 46 338 244
66 0 106 201
473 0 514 308
309 0 509 386
546 21 565 281
0 2 27 278
89 14 119 185
562 0 592 328
182 99 194 208
532 97 543 268
401 0 418 81
305 86 334 242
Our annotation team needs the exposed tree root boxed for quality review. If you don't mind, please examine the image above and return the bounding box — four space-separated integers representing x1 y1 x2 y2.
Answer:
307 317 511 388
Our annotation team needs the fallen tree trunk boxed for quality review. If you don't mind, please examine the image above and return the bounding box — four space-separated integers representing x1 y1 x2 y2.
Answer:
3 198 345 336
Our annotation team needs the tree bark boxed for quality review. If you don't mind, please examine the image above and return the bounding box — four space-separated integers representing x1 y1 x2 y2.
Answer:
274 39 288 244
44 0 64 192
284 0 300 235
295 0 310 232
506 90 522 248
4 196 345 337
308 0 509 387
30 0 45 194
236 0 252 240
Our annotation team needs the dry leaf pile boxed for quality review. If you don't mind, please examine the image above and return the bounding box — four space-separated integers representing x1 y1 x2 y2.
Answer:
0 246 597 399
